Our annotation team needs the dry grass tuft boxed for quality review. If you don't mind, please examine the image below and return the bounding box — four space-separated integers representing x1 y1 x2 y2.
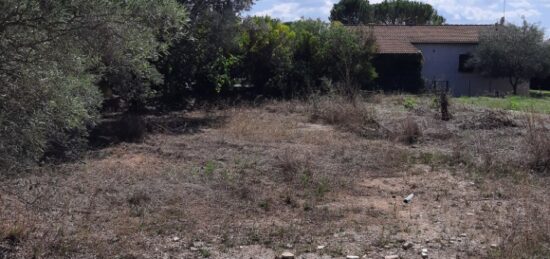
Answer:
222 108 299 142
490 202 550 258
306 94 379 137
0 223 28 245
524 115 550 174
275 149 311 182
398 117 422 144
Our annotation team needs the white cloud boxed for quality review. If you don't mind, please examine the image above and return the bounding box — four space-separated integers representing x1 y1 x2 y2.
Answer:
371 0 536 24
252 0 339 21
248 0 549 37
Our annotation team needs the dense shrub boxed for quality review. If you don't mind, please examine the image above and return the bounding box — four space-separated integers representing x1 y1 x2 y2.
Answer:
322 24 377 97
234 18 377 98
288 20 329 95
238 17 296 96
0 0 187 170
157 0 253 103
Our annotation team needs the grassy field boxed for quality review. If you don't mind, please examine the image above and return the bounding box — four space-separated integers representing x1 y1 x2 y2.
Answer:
456 91 550 114
1 94 549 259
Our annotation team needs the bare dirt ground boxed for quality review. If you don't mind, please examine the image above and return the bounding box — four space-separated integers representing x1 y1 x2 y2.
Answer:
1 95 549 259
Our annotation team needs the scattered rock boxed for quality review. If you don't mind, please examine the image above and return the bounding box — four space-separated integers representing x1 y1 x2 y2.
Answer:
402 241 413 250
460 233 467 238
285 243 293 249
384 255 399 259
421 248 428 258
281 252 295 259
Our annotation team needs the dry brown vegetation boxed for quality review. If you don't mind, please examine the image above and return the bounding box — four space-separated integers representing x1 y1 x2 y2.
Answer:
1 94 549 259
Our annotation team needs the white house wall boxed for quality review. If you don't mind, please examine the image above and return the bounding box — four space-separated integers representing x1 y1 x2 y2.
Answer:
414 43 529 96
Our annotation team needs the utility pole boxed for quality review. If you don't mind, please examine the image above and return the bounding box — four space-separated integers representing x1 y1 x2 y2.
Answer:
500 0 506 25
503 0 506 20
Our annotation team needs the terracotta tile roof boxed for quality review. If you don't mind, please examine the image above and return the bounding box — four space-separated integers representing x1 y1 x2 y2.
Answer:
359 25 495 54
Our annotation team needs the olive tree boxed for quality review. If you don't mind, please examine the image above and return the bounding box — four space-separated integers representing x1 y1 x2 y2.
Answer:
469 21 550 95
0 0 187 170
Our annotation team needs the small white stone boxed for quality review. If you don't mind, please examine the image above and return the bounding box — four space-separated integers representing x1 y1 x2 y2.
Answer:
421 248 428 259
460 233 467 238
490 243 498 248
281 252 295 259
384 255 399 259
316 245 325 250
172 236 180 242
346 256 360 259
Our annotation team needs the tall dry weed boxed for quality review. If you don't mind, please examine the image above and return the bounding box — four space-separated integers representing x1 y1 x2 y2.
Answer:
306 94 379 137
524 115 550 174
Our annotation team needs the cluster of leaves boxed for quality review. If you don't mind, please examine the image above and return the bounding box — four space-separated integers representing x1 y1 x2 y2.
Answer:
330 0 445 26
0 0 187 170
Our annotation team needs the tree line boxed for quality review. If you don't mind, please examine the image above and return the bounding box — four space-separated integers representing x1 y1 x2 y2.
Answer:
330 0 445 25
0 0 378 170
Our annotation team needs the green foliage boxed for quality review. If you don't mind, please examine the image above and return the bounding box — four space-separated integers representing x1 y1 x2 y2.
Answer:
288 19 329 95
372 0 445 25
204 161 217 177
469 21 550 95
158 0 254 102
239 16 296 95
457 95 550 114
403 97 417 110
321 24 377 96
0 0 187 170
236 18 377 97
330 0 372 25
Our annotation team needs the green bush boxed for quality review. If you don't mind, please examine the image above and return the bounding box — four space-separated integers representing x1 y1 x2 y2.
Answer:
0 0 187 171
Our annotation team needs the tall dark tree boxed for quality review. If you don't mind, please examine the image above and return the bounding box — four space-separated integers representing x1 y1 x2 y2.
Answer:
372 0 445 25
157 0 254 103
330 0 372 25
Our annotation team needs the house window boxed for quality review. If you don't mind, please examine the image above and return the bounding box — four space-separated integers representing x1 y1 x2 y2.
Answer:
459 54 474 73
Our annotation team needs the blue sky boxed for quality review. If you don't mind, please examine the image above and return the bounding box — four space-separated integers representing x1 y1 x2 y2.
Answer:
247 0 550 36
